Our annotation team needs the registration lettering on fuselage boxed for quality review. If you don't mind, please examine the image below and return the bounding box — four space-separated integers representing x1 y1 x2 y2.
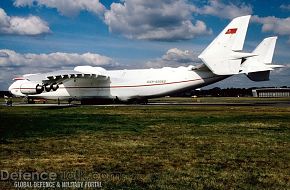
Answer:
146 80 166 84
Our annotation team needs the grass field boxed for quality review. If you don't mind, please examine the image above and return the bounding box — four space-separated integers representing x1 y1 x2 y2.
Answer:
0 98 290 189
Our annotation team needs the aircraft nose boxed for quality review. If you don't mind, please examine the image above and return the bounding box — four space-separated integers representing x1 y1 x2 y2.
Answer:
8 84 13 92
8 82 17 95
8 85 15 96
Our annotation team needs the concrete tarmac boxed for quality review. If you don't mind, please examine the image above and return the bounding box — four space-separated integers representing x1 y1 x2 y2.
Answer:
5 101 290 107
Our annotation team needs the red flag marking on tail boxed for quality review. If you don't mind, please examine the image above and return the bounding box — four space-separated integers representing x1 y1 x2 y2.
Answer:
225 28 238 34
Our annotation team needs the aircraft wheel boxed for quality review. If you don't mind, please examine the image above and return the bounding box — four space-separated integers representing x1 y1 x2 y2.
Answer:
28 99 35 104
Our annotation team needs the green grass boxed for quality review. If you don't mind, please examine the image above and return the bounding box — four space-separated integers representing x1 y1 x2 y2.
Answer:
150 96 290 103
0 103 290 189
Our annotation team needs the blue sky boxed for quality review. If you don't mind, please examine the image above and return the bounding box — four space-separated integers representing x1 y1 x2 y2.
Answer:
0 0 290 90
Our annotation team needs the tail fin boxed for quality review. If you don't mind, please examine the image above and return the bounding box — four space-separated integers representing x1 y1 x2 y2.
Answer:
198 15 251 75
240 37 284 81
250 36 277 64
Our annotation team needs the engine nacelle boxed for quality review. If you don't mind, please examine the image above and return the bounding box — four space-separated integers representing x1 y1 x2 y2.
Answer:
51 83 59 91
45 84 51 92
20 82 44 95
44 83 59 92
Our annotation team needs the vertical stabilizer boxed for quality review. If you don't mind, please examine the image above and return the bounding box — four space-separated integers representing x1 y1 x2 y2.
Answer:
251 37 277 64
198 15 251 75
240 36 283 81
241 37 280 74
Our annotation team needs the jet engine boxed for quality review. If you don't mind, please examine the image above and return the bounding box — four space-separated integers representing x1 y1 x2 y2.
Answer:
51 83 59 91
20 82 44 95
44 84 51 92
44 83 59 92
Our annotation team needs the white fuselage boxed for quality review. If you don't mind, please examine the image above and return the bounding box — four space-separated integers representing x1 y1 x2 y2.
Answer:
9 66 227 101
8 16 278 102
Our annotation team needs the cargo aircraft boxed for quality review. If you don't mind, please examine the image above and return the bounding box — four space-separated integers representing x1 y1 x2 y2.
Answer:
9 15 282 104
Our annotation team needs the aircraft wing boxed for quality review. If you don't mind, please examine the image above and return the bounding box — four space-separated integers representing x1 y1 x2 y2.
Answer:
24 66 109 85
190 63 211 71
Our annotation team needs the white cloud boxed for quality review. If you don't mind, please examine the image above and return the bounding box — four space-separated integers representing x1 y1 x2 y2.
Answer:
196 0 252 19
0 49 115 68
252 16 290 35
0 8 50 35
14 0 106 17
280 4 290 11
146 48 200 68
162 48 199 63
252 15 290 43
10 0 255 41
104 0 211 41
0 50 116 90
